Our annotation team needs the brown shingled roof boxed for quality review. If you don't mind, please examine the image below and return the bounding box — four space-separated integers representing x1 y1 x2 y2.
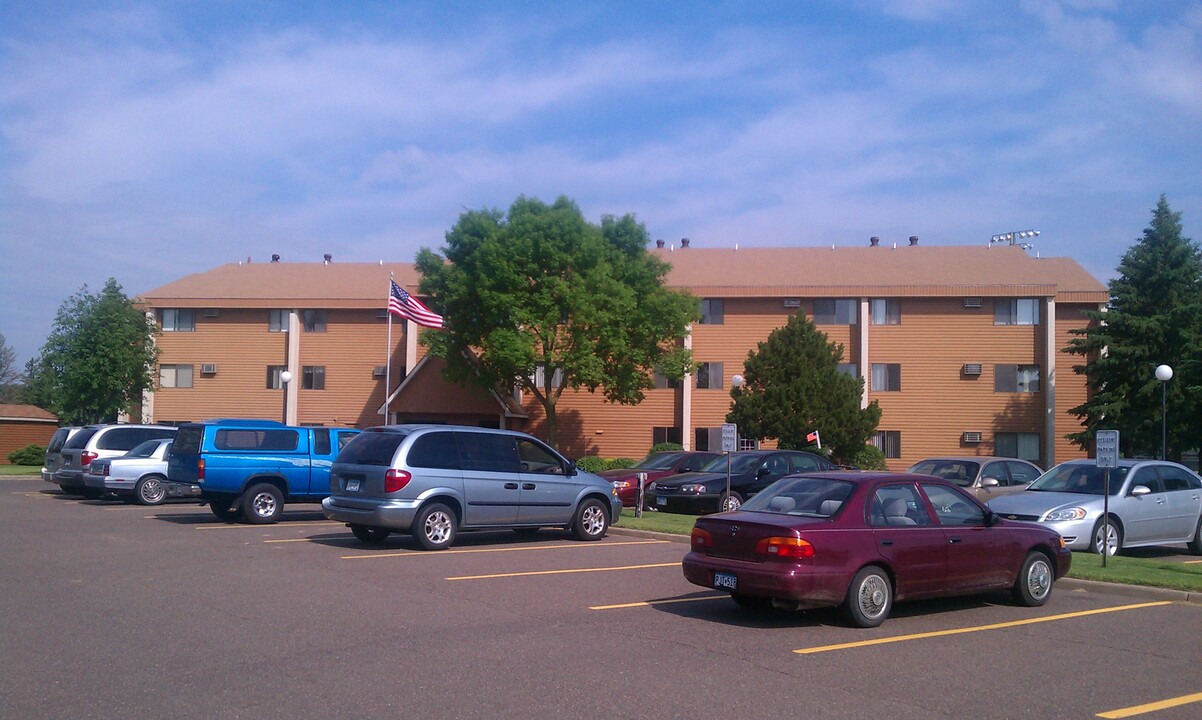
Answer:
0 404 58 422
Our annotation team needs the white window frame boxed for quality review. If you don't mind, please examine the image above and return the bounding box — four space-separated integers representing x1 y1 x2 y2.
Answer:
159 364 194 388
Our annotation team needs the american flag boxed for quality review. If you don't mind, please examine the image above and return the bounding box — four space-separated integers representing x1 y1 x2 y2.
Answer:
388 281 444 329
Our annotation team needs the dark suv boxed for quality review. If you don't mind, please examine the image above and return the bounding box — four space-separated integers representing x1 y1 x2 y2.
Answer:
651 449 837 513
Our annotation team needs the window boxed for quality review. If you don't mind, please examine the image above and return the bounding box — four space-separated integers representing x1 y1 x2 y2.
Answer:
872 363 901 392
159 364 193 388
266 365 286 389
994 298 1040 325
870 299 900 325
517 438 565 474
813 299 856 325
531 364 564 389
268 310 288 333
921 483 985 527
215 429 299 451
837 363 858 378
653 371 680 389
699 299 724 325
996 432 1041 463
161 309 195 332
302 366 326 390
995 364 1041 393
869 483 928 525
695 362 723 389
1005 461 1041 485
459 432 521 473
303 310 327 333
407 431 461 470
872 431 901 459
652 426 682 446
1159 465 1202 491
694 427 714 451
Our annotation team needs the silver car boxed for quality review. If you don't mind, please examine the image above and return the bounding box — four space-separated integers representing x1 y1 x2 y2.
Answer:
907 456 1042 501
323 425 622 549
83 438 199 506
53 424 179 498
987 459 1202 555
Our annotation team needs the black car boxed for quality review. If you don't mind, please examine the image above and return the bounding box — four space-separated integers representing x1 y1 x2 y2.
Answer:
652 450 837 513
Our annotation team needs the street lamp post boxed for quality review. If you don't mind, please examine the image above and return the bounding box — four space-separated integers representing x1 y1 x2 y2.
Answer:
1155 364 1172 461
280 370 293 424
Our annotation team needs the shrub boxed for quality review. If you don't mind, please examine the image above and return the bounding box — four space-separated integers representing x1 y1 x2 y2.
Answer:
575 456 609 473
845 443 888 471
7 444 45 466
648 442 684 455
607 457 637 471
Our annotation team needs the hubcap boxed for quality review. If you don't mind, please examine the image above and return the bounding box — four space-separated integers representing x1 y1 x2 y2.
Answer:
581 505 605 536
252 492 276 517
1027 559 1052 599
1096 525 1119 555
425 511 452 543
858 575 888 619
723 496 741 512
141 479 164 503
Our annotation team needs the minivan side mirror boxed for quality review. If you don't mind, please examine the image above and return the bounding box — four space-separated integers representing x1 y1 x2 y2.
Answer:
565 460 577 476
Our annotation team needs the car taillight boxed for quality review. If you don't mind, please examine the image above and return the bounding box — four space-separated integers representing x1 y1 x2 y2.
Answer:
385 469 412 493
81 451 98 467
690 527 714 548
755 536 815 559
197 458 205 482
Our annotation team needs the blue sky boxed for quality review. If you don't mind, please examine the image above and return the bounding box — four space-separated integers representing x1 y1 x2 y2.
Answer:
2 1 1200 367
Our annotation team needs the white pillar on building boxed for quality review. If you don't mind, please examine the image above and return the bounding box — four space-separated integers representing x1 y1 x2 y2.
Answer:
1044 297 1056 468
140 310 156 423
859 298 870 409
285 310 300 425
681 324 693 451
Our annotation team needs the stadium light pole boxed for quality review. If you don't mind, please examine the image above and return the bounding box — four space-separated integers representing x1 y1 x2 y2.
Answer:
990 229 1040 249
1155 364 1172 461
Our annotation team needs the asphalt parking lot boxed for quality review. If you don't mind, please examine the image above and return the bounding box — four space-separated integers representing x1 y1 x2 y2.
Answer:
2 475 1200 720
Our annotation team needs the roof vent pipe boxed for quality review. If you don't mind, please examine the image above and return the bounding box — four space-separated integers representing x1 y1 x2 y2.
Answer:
909 236 919 246
681 237 691 248
655 239 665 248
870 236 880 247
323 254 332 264
271 254 281 262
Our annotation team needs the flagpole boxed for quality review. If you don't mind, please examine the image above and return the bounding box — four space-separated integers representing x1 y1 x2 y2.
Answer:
385 273 393 423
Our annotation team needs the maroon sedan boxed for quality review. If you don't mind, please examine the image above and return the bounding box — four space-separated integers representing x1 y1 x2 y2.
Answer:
682 471 1071 627
599 451 722 507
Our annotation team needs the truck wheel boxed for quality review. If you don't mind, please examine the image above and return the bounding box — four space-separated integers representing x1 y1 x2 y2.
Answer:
350 524 391 544
413 502 456 550
242 483 283 524
135 475 168 506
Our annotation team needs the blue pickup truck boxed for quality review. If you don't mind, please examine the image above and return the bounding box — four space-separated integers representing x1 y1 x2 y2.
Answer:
167 419 360 523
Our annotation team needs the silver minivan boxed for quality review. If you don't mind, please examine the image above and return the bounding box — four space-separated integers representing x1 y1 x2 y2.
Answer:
41 426 80 483
323 425 622 549
52 424 178 497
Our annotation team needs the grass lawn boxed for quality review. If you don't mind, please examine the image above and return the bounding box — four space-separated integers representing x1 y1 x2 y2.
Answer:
0 465 41 477
616 508 1202 593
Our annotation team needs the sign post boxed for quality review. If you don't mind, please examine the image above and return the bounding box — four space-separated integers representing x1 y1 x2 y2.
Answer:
721 423 737 512
1095 430 1119 567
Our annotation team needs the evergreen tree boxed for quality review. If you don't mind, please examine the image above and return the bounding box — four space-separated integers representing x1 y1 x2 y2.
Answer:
28 279 158 425
1065 196 1202 460
0 332 21 403
726 312 881 464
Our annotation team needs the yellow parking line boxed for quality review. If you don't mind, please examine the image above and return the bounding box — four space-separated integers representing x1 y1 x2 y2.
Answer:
196 521 343 530
1097 691 1202 718
341 539 667 559
794 601 1172 655
447 562 679 581
591 595 726 610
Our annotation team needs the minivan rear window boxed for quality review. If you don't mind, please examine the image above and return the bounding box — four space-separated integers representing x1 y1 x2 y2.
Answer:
47 428 72 452
337 431 406 466
64 427 100 449
215 429 299 451
98 427 176 451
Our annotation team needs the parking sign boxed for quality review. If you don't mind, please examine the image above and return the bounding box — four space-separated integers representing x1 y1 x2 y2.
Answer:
1096 430 1119 468
721 423 737 452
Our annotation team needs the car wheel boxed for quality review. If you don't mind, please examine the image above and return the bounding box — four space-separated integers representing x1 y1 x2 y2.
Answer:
135 475 168 506
209 497 241 522
718 492 743 512
350 524 391 544
731 593 772 611
1187 516 1202 556
842 566 892 628
241 483 283 524
571 498 609 541
1092 517 1123 556
413 502 456 550
1012 551 1054 607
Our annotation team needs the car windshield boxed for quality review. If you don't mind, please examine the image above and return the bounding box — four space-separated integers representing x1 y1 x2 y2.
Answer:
635 452 684 470
908 460 980 487
700 454 763 474
125 440 164 458
1027 464 1128 495
741 477 855 517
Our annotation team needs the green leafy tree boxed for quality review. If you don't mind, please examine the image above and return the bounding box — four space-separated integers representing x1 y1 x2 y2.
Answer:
1065 196 1202 460
416 195 697 449
27 279 158 425
726 312 881 464
0 331 22 403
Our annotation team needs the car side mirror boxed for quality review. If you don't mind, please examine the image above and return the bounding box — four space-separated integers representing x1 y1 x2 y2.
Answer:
758 467 771 476
565 460 577 476
985 511 1000 527
1130 484 1150 497
980 477 1001 488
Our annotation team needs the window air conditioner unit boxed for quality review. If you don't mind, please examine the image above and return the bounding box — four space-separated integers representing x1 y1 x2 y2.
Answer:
783 298 802 308
962 363 983 376
203 309 219 317
963 297 983 308
372 366 386 377
963 431 983 443
200 364 218 374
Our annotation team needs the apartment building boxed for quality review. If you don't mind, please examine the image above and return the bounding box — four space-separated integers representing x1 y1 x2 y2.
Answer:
137 241 1108 469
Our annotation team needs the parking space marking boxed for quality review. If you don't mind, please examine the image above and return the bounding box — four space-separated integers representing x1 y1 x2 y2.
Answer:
447 562 679 581
793 601 1172 655
340 538 668 560
195 521 343 530
264 538 312 543
590 594 726 610
1097 691 1202 718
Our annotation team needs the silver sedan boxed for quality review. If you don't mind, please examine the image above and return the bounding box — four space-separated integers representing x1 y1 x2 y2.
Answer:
83 438 199 505
987 458 1202 555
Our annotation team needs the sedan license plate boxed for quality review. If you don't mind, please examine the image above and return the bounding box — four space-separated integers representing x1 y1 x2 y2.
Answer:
656 496 667 506
713 572 737 591
345 479 360 492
